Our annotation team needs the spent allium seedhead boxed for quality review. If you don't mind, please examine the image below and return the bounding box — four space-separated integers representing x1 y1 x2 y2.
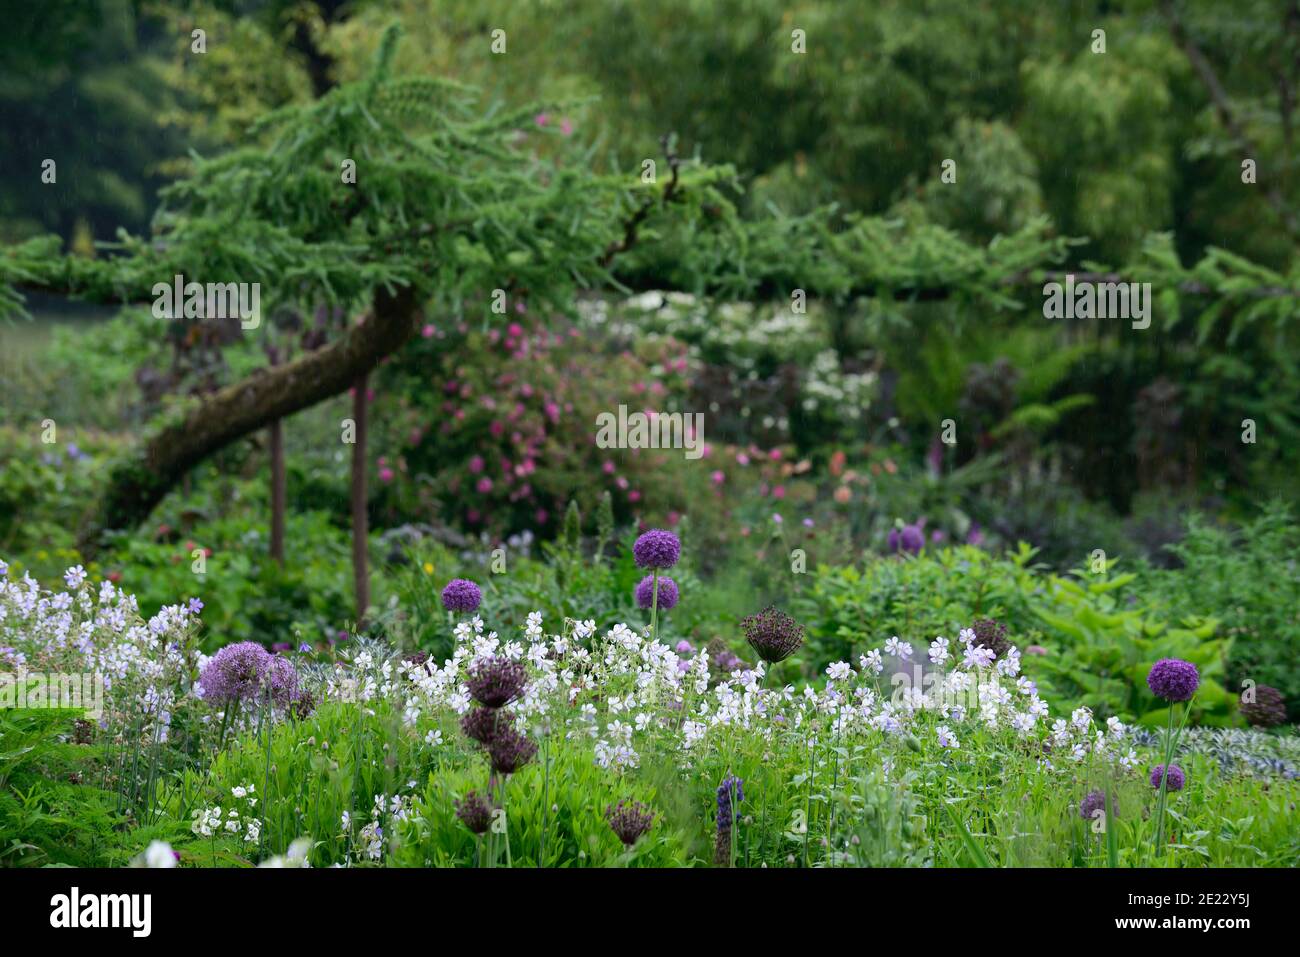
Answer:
1150 764 1186 792
1147 658 1200 702
461 706 510 745
487 725 538 775
633 529 681 569
466 655 528 708
198 641 271 704
1240 685 1287 727
1079 789 1117 821
606 799 655 846
441 578 483 613
288 688 316 721
971 618 1011 659
635 574 678 610
455 791 493 835
741 606 804 663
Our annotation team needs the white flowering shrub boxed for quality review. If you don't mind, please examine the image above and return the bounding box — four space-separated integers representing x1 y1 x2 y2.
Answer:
0 563 202 748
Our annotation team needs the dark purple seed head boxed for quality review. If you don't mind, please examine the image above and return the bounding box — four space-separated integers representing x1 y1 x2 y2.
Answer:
741 606 804 663
487 725 537 775
1240 685 1286 728
460 706 511 745
289 688 316 721
455 791 493 834
971 618 1010 658
605 799 655 846
466 655 528 708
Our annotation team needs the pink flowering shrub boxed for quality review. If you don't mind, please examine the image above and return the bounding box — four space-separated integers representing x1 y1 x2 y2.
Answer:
377 320 700 536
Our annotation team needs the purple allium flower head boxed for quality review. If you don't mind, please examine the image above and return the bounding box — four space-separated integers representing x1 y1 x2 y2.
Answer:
197 641 271 704
1150 764 1186 792
1146 658 1200 702
606 799 655 846
635 574 678 610
441 578 482 613
455 791 493 835
466 656 528 709
1079 789 1117 821
460 706 511 745
1240 685 1287 727
633 529 681 569
675 640 694 654
741 606 804 663
261 654 299 706
887 524 925 555
487 725 537 774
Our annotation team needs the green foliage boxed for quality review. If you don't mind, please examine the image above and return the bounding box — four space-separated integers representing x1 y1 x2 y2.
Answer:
103 509 357 652
0 710 123 867
1141 504 1300 721
1023 564 1232 726
826 769 931 867
795 543 1232 724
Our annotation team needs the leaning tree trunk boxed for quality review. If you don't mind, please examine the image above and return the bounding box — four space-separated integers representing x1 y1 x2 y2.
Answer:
350 372 370 625
77 285 421 555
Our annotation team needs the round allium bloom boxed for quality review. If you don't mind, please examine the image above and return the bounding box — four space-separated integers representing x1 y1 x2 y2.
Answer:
466 655 528 709
633 529 681 569
1079 789 1117 821
606 799 655 846
1146 658 1200 702
198 641 271 704
487 726 538 775
887 524 925 555
460 706 510 745
455 791 493 835
1240 685 1287 728
261 654 299 707
635 575 678 610
741 606 804 664
441 578 482 613
1150 764 1186 792
971 618 1011 659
